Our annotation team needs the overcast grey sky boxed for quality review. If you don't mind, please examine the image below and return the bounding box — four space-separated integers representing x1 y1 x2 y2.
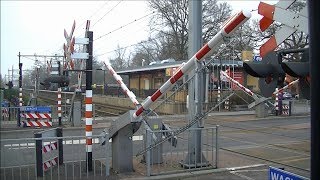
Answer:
1 1 275 81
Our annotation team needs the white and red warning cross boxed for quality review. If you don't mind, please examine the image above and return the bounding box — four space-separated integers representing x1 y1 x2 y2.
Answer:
258 0 308 57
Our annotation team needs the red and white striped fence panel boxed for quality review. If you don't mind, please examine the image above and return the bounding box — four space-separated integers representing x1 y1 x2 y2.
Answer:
133 10 251 119
26 121 52 127
43 156 58 171
282 110 289 116
1 107 9 118
22 113 52 119
42 142 58 154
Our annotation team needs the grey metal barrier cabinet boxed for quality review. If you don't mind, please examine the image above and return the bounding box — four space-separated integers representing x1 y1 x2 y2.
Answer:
143 126 219 176
0 134 110 180
143 117 164 165
72 101 82 126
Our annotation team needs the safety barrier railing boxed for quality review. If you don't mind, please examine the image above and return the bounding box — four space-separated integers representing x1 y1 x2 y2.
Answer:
136 126 219 176
1 106 19 122
0 104 97 128
0 134 110 180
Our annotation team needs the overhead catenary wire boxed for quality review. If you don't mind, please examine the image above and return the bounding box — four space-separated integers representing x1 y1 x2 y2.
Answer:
73 1 110 38
94 36 161 57
93 11 155 41
93 15 150 52
91 1 122 29
41 1 110 55
50 3 153 58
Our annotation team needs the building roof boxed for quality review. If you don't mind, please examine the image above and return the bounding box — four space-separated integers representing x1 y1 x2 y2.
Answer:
116 61 184 74
116 59 243 75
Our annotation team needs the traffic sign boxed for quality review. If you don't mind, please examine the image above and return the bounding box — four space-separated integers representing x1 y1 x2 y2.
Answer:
71 53 89 59
22 106 51 112
253 55 262 62
269 166 308 180
75 38 89 45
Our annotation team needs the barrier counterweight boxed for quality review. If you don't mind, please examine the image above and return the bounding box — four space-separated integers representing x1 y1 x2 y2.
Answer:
133 10 251 119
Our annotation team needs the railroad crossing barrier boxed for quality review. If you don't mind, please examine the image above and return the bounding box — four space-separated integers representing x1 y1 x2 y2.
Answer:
0 106 19 122
20 106 52 127
34 127 63 177
108 110 141 173
1 134 110 179
142 126 219 176
1 101 10 120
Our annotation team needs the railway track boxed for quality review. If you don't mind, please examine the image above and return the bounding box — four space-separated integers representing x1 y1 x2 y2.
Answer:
206 116 310 173
24 89 132 117
158 114 310 173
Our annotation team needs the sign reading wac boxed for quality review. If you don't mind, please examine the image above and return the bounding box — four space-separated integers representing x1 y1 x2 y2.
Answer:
269 166 308 180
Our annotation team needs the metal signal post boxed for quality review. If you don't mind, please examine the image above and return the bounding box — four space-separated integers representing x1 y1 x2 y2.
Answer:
85 31 93 172
18 52 22 127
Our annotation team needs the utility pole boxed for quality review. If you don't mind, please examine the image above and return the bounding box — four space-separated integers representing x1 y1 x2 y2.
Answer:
182 0 208 168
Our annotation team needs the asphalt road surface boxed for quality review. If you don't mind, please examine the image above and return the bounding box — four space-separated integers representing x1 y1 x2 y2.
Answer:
0 113 310 179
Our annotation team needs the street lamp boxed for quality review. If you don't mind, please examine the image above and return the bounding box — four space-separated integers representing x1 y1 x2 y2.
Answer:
96 68 106 95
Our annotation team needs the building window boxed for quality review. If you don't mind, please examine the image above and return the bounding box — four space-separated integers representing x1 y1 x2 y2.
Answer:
154 78 163 89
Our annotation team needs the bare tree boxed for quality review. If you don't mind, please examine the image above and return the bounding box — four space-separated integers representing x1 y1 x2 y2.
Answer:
130 0 233 66
148 0 189 60
109 44 128 70
130 52 152 67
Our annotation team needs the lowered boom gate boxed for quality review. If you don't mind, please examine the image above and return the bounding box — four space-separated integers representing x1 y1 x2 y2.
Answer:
102 62 177 172
100 10 251 173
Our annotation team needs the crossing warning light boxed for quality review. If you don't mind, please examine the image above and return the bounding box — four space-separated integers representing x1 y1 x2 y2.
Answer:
6 81 13 89
280 49 310 99
243 51 285 97
244 48 310 99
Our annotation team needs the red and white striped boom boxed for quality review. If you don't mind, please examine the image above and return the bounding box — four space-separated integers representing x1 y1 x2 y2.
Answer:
104 62 139 107
272 79 299 96
133 10 251 119
220 70 259 100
